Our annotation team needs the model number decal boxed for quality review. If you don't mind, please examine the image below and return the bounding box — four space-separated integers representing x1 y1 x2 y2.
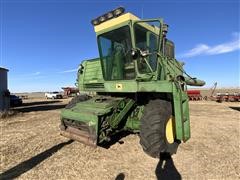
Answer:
116 84 123 90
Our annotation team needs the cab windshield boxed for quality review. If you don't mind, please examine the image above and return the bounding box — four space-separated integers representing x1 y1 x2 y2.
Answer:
98 26 135 80
134 22 159 74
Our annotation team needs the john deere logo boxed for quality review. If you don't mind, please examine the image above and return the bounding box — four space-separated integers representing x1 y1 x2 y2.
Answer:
116 84 123 90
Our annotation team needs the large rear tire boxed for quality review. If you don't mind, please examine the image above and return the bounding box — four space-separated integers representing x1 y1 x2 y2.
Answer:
140 99 180 158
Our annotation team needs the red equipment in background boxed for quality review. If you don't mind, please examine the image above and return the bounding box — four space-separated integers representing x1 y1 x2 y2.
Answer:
62 87 79 97
187 90 202 101
215 92 240 102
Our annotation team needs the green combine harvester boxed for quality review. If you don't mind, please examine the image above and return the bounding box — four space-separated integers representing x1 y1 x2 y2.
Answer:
60 7 205 158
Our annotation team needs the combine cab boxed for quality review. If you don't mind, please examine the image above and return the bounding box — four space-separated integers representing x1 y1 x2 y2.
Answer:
60 7 205 158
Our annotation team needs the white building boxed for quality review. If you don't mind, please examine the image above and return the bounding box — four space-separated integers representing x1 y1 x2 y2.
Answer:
0 67 10 111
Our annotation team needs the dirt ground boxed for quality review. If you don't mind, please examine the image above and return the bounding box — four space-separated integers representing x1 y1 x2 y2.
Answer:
0 98 239 180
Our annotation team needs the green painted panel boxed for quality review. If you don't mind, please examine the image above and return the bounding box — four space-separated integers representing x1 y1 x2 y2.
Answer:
104 81 137 92
103 80 172 92
173 85 183 140
61 109 97 124
172 84 191 141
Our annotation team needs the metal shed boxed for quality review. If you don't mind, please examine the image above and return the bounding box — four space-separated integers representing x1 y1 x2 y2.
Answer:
0 67 10 111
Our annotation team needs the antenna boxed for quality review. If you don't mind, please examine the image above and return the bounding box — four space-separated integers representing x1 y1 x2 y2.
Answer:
141 6 144 19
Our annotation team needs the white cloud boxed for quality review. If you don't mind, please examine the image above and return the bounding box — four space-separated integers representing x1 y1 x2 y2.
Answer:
182 44 210 57
179 32 240 58
9 75 46 81
16 71 41 77
9 71 43 81
32 72 41 76
59 68 78 73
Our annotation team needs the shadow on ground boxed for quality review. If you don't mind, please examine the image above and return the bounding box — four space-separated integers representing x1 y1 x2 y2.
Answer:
0 140 73 180
155 153 181 180
115 173 125 180
13 104 66 113
100 131 131 149
22 100 62 106
229 106 240 111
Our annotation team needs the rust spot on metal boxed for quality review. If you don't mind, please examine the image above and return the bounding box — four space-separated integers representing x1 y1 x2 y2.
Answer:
60 126 97 147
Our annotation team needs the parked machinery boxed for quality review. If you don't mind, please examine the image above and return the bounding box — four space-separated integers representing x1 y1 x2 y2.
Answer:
207 83 239 102
60 7 205 158
62 87 79 97
216 92 240 102
187 90 202 101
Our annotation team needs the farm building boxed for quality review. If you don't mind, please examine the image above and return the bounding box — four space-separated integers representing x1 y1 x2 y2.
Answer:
0 67 10 111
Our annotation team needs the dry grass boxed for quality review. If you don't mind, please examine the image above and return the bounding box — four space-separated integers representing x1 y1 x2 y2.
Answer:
0 98 239 179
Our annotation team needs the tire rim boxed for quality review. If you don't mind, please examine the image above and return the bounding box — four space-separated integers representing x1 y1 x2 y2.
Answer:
166 116 174 144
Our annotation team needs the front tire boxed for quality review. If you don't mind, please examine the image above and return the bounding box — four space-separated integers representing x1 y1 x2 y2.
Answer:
140 99 180 158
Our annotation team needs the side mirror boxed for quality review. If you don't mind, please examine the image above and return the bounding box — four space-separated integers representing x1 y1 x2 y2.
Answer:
131 49 150 60
131 49 139 60
78 64 84 74
140 50 150 57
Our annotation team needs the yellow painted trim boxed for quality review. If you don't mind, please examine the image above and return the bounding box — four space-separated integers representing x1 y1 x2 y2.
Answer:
166 116 174 144
94 13 140 32
94 12 160 36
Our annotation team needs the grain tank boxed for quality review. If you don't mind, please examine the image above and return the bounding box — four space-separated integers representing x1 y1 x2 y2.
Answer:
0 67 10 112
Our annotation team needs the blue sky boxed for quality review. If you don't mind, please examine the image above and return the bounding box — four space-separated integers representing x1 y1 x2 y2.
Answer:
0 0 239 92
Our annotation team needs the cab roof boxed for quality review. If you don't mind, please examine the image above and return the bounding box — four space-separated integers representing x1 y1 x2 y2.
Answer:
94 13 139 33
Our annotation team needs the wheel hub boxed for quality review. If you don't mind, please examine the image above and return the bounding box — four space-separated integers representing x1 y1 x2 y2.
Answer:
166 116 174 144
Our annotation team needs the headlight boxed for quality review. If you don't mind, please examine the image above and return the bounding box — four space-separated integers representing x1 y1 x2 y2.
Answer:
91 7 125 26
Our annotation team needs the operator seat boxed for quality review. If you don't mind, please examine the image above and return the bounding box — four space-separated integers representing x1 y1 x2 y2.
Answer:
111 46 124 80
